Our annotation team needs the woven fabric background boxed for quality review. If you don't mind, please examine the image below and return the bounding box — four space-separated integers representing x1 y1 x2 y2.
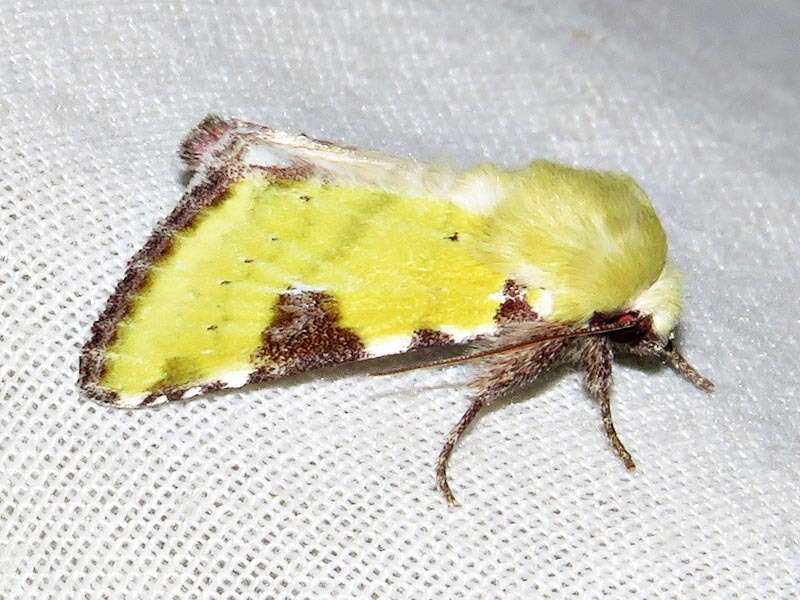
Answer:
1 1 798 598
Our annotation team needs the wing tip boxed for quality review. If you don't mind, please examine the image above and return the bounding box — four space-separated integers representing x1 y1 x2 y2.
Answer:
178 113 238 169
179 113 277 171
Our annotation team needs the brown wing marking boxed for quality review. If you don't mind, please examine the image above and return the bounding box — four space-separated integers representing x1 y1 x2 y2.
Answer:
248 290 366 384
408 329 456 350
495 279 539 324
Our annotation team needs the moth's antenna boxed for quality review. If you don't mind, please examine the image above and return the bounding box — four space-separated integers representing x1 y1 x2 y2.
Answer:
372 320 640 377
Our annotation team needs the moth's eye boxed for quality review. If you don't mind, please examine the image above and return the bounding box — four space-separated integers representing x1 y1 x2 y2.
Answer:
608 323 647 344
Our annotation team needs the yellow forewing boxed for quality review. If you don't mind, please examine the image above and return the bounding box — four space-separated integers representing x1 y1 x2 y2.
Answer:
101 177 509 396
90 120 671 407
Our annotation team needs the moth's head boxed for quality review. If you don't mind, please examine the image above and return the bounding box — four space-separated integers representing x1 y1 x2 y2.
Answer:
589 263 683 349
628 262 683 343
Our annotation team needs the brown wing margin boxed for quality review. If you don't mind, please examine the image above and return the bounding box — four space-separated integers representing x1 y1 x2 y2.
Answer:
78 168 237 405
78 115 311 406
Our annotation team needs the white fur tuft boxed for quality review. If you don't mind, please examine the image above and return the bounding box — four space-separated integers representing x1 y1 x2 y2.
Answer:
630 263 683 337
448 172 506 214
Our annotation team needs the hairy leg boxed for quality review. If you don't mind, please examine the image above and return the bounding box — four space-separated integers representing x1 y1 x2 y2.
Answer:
436 321 571 505
581 336 636 470
627 338 715 392
664 345 715 392
436 398 484 506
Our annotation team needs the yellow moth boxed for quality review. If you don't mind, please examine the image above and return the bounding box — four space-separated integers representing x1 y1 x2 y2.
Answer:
80 115 713 505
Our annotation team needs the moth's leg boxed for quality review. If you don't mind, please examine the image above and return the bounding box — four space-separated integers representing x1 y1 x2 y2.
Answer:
436 397 484 506
627 339 714 393
436 325 571 505
664 346 715 392
581 336 635 470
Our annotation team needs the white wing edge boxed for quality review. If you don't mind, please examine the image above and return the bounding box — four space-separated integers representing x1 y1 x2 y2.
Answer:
181 115 506 214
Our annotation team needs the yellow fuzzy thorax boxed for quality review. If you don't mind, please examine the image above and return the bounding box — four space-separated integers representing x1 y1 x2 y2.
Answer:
481 160 669 324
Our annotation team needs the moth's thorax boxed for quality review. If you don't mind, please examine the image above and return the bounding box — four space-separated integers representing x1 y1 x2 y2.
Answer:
476 161 672 329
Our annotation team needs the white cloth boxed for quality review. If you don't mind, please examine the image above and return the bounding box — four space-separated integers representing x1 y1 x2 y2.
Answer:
2 1 798 597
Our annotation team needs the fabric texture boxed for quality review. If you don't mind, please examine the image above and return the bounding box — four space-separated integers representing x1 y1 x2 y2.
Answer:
1 1 798 597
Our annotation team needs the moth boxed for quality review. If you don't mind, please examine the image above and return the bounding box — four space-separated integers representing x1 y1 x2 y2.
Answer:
80 115 714 505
